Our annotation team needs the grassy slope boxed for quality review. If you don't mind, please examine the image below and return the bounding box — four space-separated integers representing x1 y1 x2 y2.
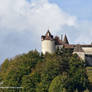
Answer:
86 67 92 83
86 67 92 91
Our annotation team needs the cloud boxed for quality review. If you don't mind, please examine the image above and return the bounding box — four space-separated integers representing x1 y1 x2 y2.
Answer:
74 21 92 44
0 0 76 63
0 0 76 33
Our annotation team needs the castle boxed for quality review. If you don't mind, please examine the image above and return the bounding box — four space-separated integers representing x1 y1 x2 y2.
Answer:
41 30 92 66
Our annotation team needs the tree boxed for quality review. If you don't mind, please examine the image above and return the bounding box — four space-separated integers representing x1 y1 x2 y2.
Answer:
21 72 40 92
0 49 89 92
0 59 10 80
36 53 69 92
49 75 67 92
64 54 89 92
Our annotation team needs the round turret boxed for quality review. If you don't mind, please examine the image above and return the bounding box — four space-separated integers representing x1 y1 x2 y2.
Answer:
42 40 56 54
41 30 56 54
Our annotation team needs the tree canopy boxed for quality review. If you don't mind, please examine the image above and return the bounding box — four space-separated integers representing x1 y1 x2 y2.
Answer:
0 49 90 92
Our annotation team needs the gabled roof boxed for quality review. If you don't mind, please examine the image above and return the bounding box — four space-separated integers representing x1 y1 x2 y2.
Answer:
63 34 69 44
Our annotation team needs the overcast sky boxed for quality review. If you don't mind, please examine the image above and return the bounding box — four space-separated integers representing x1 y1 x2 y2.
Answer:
0 0 92 64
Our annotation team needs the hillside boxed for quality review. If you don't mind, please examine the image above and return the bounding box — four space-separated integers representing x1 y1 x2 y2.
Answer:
0 49 91 92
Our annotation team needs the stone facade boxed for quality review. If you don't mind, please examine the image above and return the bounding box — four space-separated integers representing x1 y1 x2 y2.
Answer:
41 30 69 54
42 40 56 54
41 30 92 66
73 46 92 65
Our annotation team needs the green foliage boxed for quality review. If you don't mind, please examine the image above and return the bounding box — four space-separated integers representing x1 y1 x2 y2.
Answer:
0 59 10 80
36 53 69 92
0 49 90 92
49 75 67 92
64 54 89 92
22 72 40 92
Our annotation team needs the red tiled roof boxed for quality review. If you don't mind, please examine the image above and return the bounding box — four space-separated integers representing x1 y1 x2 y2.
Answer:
64 44 92 49
64 44 75 48
80 45 92 47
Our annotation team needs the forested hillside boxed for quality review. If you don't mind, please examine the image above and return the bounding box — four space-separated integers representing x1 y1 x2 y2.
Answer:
0 49 90 92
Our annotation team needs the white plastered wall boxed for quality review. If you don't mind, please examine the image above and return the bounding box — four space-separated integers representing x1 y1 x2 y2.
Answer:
82 47 92 55
42 40 56 54
73 52 85 60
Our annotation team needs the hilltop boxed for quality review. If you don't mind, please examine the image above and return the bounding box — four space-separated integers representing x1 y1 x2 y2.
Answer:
0 48 91 92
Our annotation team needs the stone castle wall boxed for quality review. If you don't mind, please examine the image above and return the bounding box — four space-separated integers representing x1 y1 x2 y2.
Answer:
42 40 56 54
82 47 92 55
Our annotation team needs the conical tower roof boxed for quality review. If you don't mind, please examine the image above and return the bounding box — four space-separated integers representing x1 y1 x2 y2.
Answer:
44 30 53 40
45 30 52 37
63 34 69 44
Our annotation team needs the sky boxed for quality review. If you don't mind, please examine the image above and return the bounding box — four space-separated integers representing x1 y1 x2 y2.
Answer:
0 0 92 64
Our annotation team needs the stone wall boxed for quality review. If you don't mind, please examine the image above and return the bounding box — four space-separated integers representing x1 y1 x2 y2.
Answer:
42 40 56 54
82 47 92 55
74 47 92 65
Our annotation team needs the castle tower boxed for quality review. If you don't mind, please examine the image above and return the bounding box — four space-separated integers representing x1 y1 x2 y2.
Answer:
41 30 56 54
